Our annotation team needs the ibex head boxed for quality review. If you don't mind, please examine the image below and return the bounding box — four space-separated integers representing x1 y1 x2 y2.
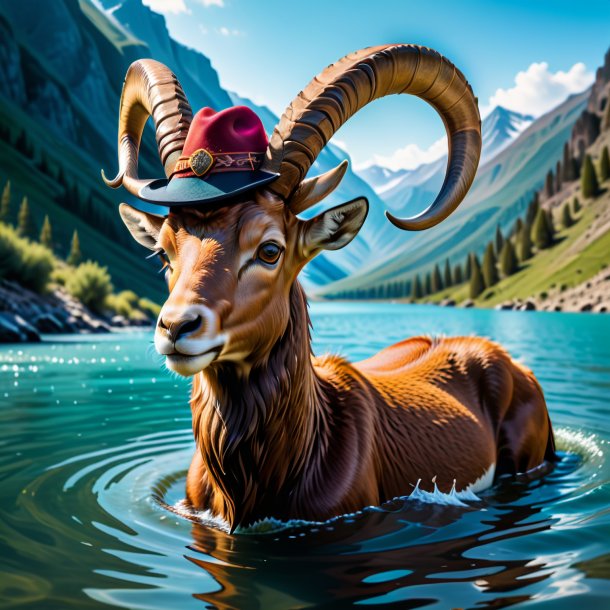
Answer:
104 45 481 376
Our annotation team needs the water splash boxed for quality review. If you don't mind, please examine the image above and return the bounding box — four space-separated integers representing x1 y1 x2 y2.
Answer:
170 475 483 535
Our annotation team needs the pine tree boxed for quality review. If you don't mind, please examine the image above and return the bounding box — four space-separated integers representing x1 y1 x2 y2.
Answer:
545 169 554 198
67 229 82 266
39 215 53 249
17 196 36 238
572 196 581 213
453 264 463 284
532 207 553 250
0 180 10 222
494 225 504 256
517 221 533 262
444 259 452 288
581 154 599 198
424 272 432 296
411 274 423 299
600 146 610 182
431 264 443 293
469 254 485 299
562 142 576 182
545 209 556 241
554 160 562 193
512 217 523 238
465 253 472 279
561 202 573 228
500 239 518 276
526 193 539 225
482 242 499 287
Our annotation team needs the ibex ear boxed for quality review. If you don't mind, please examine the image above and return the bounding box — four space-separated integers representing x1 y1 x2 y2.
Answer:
301 197 368 257
119 203 165 250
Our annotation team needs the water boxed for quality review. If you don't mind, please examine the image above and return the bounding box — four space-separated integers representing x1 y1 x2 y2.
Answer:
1 303 609 609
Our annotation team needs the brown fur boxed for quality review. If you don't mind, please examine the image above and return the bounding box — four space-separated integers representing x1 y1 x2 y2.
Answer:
186 281 554 531
122 193 555 532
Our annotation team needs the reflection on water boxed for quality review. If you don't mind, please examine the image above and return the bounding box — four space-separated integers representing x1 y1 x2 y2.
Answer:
1 304 609 609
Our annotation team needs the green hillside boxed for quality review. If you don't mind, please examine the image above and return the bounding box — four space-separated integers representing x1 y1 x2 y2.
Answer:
0 102 166 301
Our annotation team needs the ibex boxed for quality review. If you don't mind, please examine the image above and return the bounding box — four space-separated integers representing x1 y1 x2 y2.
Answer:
104 45 555 531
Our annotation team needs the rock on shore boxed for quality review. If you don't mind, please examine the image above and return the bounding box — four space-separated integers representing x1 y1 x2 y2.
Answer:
0 280 151 343
492 269 610 313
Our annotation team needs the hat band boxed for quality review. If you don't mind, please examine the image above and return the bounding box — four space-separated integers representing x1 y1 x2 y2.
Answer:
172 150 265 179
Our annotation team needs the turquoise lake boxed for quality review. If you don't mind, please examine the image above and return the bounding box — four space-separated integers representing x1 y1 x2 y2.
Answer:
1 302 609 609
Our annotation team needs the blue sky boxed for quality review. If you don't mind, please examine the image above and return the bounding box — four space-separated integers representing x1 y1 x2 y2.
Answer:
143 0 609 169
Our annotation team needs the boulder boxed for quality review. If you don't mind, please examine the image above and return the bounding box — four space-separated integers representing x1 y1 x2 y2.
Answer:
439 298 456 307
111 315 129 327
0 313 41 342
0 314 23 343
519 300 537 311
496 301 514 310
32 313 67 333
462 299 475 308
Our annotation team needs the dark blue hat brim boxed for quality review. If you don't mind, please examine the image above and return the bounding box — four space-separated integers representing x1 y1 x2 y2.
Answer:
137 170 279 207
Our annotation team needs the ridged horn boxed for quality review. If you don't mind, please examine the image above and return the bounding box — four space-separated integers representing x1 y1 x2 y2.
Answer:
262 44 481 230
102 59 193 196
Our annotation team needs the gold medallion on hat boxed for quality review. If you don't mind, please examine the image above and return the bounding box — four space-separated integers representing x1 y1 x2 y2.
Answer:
189 149 214 177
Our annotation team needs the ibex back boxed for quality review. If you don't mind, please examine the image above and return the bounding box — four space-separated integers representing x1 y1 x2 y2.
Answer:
105 45 555 531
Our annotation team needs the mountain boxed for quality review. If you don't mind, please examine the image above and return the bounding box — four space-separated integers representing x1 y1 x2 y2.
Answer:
0 0 385 296
355 164 408 192
316 91 590 297
481 106 534 162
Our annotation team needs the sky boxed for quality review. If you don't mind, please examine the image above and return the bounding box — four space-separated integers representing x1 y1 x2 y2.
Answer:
141 0 609 170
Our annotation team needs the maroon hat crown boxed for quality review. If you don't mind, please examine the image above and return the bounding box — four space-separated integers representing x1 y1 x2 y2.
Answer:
171 106 269 180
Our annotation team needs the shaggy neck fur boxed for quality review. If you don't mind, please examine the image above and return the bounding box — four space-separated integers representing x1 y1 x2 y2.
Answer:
190 282 335 530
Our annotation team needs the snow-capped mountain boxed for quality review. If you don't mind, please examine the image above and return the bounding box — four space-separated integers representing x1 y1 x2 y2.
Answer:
481 106 534 163
355 164 408 192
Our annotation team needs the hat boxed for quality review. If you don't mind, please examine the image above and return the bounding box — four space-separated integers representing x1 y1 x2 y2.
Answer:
138 106 279 206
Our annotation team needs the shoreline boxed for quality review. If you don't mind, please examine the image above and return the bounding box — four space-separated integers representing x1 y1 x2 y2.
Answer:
0 279 153 343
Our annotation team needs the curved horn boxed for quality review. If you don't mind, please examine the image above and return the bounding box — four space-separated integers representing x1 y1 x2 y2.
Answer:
102 59 193 197
262 44 481 230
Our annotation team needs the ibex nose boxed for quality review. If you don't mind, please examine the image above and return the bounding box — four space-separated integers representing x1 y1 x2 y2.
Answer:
155 304 221 358
158 312 205 342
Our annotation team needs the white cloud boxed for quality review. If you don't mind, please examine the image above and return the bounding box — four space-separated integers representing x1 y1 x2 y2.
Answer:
218 26 242 36
359 136 447 172
485 61 593 117
142 0 189 14
200 0 224 6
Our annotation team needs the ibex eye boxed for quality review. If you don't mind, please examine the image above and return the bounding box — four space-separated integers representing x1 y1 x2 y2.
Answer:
257 242 282 266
